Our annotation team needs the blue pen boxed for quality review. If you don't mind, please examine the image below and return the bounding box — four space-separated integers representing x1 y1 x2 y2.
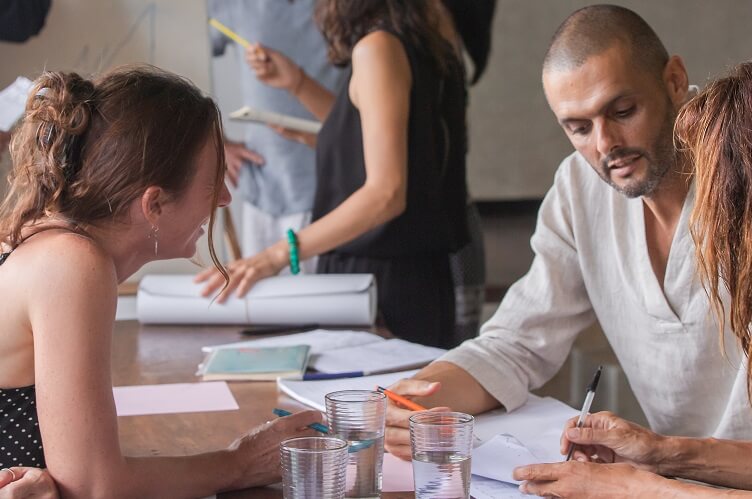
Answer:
302 371 365 381
272 408 329 434
272 408 374 453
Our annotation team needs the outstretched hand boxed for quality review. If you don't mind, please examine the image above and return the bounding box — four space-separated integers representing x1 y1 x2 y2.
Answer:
245 43 303 93
195 245 286 303
513 460 664 498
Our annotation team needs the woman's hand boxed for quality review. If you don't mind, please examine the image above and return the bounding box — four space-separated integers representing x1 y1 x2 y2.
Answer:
559 411 665 473
268 125 317 148
228 410 323 489
0 467 59 499
195 243 288 303
513 461 665 498
245 43 304 94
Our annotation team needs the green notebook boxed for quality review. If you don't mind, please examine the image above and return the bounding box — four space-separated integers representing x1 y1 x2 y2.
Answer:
200 344 310 381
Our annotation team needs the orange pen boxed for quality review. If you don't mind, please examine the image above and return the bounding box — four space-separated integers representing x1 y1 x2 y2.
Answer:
377 385 427 411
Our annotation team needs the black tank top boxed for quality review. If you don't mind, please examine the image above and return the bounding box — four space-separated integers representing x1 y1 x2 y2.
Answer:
313 29 469 258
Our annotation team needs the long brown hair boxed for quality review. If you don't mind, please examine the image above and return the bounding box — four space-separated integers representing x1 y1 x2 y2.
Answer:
2 64 228 281
676 61 752 400
314 0 453 74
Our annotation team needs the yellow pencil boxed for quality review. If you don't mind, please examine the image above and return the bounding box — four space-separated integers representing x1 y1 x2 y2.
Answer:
209 18 251 49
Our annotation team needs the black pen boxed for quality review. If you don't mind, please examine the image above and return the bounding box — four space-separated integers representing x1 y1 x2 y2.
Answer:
240 323 319 336
565 365 602 461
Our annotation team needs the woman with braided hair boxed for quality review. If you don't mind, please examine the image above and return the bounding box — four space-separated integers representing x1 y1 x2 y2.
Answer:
0 64 320 498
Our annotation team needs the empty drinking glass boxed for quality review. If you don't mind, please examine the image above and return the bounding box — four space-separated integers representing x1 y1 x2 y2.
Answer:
325 390 387 498
281 436 348 499
410 412 474 499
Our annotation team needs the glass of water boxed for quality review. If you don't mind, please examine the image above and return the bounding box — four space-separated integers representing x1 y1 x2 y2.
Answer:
281 436 348 499
410 412 475 499
325 390 387 498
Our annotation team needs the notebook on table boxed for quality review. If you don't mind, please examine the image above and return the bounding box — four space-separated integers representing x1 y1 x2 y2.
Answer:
198 344 310 381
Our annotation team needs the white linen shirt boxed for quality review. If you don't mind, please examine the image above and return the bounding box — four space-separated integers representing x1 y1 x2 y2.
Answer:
441 152 752 439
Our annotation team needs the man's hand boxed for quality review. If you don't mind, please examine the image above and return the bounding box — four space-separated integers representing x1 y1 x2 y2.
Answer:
224 140 265 187
513 461 666 498
383 378 450 461
559 411 666 473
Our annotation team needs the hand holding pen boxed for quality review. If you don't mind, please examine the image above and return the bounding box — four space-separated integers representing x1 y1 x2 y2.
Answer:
564 366 602 461
559 410 665 471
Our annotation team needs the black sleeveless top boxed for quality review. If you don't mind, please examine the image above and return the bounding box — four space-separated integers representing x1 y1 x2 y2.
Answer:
0 385 45 468
313 29 469 258
0 237 57 469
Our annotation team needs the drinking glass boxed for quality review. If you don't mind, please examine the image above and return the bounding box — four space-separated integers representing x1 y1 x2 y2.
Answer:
410 412 474 499
325 390 387 498
281 436 348 499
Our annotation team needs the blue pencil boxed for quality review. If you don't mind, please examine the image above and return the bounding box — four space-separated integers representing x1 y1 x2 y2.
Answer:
272 408 374 453
272 408 329 434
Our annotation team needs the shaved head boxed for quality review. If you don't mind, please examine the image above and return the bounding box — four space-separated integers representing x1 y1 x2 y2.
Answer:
543 4 668 79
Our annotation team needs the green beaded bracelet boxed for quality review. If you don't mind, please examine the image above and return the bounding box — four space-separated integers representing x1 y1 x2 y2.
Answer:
286 228 300 275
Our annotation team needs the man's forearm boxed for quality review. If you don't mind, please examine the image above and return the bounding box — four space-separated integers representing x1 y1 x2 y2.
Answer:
657 436 752 490
412 361 501 414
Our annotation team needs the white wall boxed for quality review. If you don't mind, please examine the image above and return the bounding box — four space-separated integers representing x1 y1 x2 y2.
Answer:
0 0 233 279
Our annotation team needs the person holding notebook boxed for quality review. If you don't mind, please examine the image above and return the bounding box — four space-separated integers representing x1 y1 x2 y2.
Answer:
197 0 470 349
0 64 321 496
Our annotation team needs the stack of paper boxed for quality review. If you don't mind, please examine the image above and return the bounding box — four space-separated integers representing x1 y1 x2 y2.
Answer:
469 396 578 496
205 329 446 375
278 370 419 411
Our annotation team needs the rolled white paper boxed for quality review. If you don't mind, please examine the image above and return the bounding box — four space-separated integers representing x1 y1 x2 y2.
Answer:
136 273 377 326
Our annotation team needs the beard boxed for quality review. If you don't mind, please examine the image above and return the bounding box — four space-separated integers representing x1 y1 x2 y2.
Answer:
595 104 677 198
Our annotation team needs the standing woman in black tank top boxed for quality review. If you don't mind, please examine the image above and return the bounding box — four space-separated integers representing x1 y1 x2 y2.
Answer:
198 0 469 348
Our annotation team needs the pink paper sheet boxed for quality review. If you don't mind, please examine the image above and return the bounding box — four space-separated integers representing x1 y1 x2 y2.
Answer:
113 382 239 416
382 452 414 492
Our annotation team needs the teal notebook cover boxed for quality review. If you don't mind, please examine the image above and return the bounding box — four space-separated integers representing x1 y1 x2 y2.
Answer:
201 344 310 381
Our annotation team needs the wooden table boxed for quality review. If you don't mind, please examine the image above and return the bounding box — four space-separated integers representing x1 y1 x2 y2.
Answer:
112 321 413 498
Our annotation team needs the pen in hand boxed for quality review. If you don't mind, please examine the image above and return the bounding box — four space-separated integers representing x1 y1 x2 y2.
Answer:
377 385 427 411
272 408 329 434
565 365 602 461
377 385 483 445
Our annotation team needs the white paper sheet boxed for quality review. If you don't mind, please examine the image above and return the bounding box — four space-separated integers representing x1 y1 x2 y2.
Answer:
0 77 33 131
473 395 578 461
137 274 377 326
471 434 539 485
470 474 525 499
313 338 446 374
277 370 420 411
203 329 385 355
113 382 239 416
229 106 322 134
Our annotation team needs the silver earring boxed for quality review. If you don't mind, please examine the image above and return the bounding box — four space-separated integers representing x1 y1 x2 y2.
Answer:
148 225 159 256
